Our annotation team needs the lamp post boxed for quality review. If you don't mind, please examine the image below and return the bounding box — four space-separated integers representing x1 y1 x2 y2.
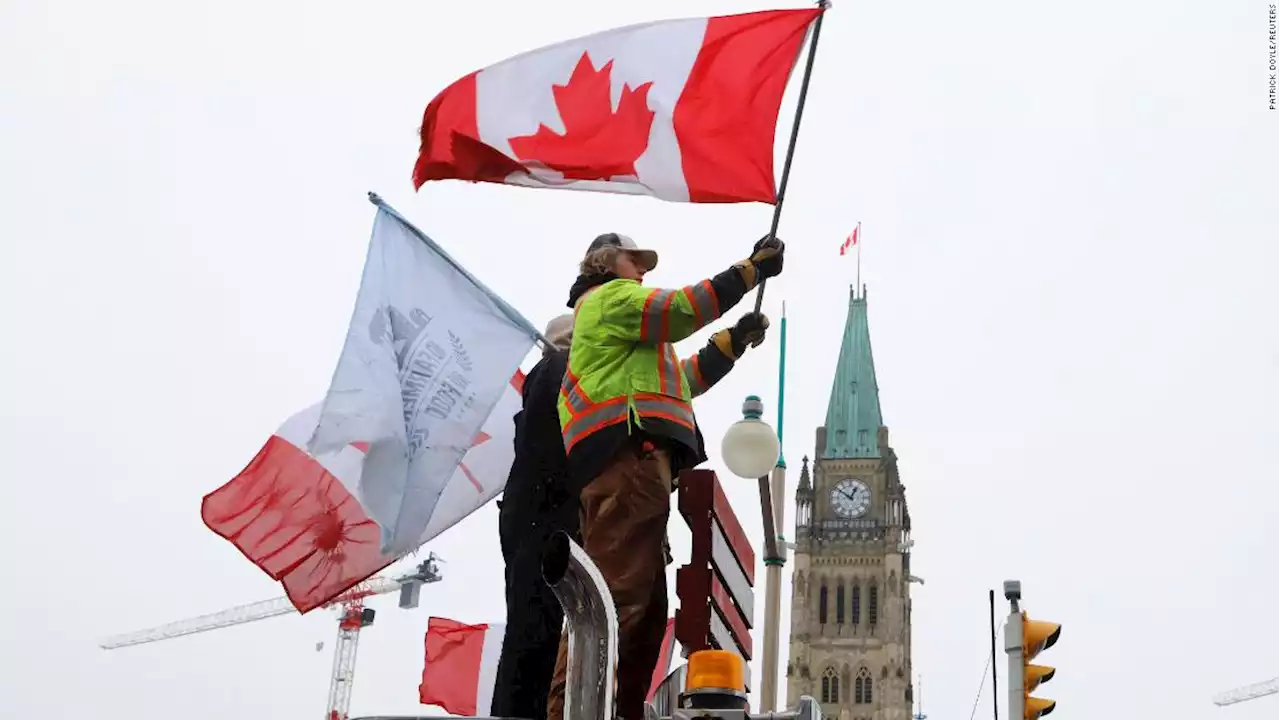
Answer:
719 306 790 712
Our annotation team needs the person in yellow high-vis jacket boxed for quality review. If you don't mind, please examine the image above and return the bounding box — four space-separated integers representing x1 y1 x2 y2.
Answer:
546 232 784 720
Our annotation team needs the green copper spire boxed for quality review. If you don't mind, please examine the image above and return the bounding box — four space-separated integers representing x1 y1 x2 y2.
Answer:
822 285 883 459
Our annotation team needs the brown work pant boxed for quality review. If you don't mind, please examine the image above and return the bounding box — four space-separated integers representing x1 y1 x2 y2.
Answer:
546 442 672 720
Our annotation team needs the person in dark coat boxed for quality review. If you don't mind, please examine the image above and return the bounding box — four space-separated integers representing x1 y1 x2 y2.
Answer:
491 314 578 720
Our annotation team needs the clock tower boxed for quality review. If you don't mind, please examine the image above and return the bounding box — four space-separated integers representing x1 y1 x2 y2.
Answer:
785 287 915 720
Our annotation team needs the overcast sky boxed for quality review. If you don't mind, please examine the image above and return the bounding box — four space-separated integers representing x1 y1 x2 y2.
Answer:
2 1 1276 719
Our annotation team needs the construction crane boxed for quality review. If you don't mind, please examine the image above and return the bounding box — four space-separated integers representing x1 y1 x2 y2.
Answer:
1213 677 1279 707
100 555 443 720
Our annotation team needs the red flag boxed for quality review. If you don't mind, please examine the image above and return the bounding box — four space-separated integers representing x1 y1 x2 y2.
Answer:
420 617 505 716
414 8 823 204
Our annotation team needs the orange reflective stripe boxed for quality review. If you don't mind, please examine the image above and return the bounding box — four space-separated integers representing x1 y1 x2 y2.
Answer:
660 289 676 344
562 397 630 451
640 289 675 343
561 393 695 451
633 396 695 429
682 354 708 397
682 280 718 327
659 345 681 397
560 375 591 415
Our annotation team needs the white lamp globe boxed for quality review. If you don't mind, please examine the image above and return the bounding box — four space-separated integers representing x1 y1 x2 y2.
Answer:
721 395 781 479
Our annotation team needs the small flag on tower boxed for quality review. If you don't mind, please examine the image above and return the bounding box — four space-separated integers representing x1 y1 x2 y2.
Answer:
839 224 859 255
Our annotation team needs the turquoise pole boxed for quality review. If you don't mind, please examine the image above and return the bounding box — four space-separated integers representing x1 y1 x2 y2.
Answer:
776 302 787 467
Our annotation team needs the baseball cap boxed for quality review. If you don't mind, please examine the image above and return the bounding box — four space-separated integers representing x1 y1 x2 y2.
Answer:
543 314 574 350
585 232 659 272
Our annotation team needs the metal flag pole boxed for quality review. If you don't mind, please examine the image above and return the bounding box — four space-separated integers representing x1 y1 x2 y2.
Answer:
856 221 863 298
990 589 1000 720
366 192 554 350
752 0 831 318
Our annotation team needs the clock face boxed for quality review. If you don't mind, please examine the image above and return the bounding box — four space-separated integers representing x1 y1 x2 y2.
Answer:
830 479 872 519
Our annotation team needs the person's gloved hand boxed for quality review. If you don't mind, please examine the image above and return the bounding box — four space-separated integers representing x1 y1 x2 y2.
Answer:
733 235 785 289
750 235 785 280
713 312 770 359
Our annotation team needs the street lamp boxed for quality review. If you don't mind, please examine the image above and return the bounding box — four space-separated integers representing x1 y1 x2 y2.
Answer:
721 395 781 479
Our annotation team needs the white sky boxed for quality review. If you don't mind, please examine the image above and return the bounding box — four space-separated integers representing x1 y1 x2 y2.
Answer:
2 1 1277 719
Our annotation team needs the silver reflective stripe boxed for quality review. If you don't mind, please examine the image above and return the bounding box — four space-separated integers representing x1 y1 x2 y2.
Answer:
562 402 629 449
641 289 676 342
684 280 719 325
659 346 681 398
560 372 591 414
633 397 695 429
563 395 695 450
682 355 708 397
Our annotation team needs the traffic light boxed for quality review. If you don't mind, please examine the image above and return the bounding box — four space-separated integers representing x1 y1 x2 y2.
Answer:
1020 612 1061 719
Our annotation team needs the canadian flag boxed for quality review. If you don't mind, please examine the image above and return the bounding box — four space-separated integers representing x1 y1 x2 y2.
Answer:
413 8 824 204
200 373 524 613
419 617 678 716
839 224 859 255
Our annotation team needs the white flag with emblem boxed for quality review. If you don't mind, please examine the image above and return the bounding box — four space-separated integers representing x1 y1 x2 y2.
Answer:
309 195 540 555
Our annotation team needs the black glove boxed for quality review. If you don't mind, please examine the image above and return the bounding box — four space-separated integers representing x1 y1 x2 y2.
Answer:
749 235 785 280
728 312 770 356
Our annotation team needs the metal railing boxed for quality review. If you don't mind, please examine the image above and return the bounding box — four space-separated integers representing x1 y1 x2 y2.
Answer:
351 534 824 720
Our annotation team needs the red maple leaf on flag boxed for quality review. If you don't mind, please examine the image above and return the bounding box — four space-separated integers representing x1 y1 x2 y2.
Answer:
508 52 655 181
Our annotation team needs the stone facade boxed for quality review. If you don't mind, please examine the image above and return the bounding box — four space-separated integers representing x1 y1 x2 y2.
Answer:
784 291 914 720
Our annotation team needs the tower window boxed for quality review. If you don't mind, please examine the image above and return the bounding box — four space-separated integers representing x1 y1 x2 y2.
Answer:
858 429 868 446
836 583 846 624
851 583 862 626
819 584 829 624
822 668 838 703
869 583 879 626
855 668 872 704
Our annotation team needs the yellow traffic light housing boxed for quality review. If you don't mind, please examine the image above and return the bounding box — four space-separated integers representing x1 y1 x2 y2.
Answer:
1021 613 1061 719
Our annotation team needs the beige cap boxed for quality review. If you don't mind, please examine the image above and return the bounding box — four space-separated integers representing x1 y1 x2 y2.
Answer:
586 232 658 272
543 314 574 351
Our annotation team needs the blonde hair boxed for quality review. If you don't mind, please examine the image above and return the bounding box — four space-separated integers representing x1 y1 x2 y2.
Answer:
580 245 621 276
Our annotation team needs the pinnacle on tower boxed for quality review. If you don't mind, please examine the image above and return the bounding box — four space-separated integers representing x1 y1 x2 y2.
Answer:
821 287 883 459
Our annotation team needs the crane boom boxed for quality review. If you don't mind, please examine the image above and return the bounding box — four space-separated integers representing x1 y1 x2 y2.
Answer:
100 562 434 650
1213 677 1279 706
100 594 299 649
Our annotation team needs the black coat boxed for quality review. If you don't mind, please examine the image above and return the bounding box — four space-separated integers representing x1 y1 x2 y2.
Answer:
491 348 577 720
500 348 575 524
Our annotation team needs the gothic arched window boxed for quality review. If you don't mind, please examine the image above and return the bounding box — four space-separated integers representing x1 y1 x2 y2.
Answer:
868 583 879 626
836 582 846 624
851 583 862 626
821 667 838 703
855 667 872 704
819 584 829 624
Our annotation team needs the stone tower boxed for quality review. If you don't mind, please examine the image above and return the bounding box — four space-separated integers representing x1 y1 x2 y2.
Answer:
785 288 914 720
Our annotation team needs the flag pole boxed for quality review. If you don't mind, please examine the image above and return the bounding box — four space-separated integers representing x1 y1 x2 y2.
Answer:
751 0 830 320
366 192 554 351
856 221 862 298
